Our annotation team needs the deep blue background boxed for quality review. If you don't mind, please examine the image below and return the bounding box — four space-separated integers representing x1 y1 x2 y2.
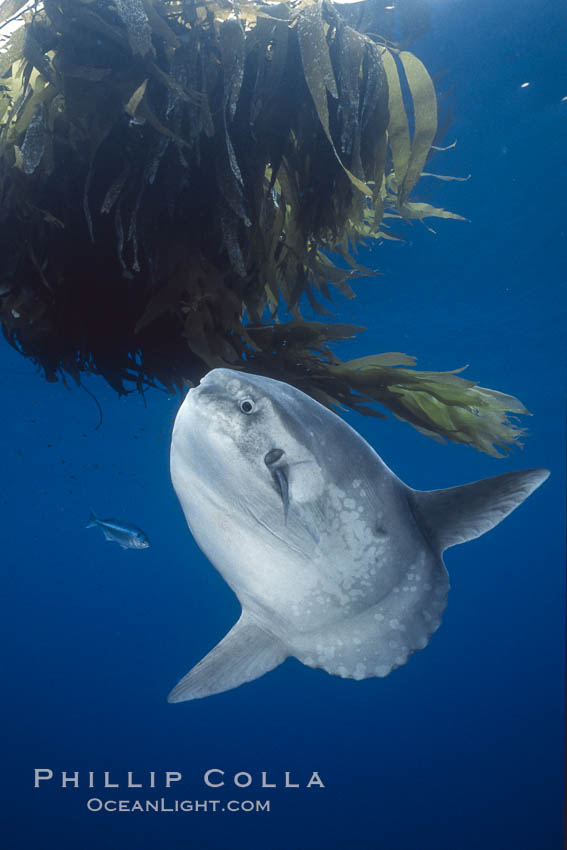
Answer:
2 0 565 847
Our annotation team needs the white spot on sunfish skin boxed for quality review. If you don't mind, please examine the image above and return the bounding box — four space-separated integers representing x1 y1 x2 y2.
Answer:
226 379 241 395
168 367 549 702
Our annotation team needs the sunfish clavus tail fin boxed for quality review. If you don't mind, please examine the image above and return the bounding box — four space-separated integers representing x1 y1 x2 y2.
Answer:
411 468 550 552
167 613 288 703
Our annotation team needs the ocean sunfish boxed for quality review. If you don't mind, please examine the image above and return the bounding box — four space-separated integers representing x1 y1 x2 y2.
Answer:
168 368 548 702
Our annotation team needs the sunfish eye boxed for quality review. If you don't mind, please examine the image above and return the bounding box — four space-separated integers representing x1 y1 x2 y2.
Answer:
239 398 255 414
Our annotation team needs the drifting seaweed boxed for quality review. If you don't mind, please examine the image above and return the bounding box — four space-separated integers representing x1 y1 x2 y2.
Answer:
0 0 527 453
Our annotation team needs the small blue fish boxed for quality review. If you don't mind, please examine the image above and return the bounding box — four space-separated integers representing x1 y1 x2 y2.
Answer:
86 511 150 550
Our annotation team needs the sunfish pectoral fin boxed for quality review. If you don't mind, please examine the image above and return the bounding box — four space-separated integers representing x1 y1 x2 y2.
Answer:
273 467 289 521
167 613 288 703
410 467 550 552
264 448 289 521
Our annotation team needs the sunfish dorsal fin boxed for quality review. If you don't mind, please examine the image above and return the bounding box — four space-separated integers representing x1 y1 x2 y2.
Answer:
410 468 549 552
167 613 288 703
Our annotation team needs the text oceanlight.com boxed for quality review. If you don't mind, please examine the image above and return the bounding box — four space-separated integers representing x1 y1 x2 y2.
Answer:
86 798 270 813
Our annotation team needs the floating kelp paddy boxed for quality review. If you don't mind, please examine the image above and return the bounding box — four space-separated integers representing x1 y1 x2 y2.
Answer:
0 0 528 454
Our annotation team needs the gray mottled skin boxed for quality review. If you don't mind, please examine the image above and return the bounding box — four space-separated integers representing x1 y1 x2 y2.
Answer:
168 369 549 702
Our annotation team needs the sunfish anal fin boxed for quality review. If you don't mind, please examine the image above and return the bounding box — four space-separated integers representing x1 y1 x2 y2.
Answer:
167 613 288 703
410 467 550 552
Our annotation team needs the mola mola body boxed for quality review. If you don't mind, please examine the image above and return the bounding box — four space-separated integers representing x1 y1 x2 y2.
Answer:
168 369 549 702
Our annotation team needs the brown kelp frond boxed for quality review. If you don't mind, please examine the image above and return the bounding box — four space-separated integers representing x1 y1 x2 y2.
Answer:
213 321 528 456
325 358 528 456
0 0 526 454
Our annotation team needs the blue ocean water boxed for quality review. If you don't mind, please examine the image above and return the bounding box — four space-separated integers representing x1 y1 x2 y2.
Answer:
2 0 565 847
